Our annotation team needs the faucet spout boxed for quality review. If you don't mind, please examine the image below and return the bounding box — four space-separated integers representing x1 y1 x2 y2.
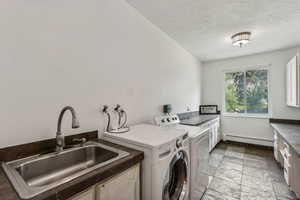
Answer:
56 106 80 152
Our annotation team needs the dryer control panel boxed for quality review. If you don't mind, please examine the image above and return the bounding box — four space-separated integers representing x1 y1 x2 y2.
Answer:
155 114 180 126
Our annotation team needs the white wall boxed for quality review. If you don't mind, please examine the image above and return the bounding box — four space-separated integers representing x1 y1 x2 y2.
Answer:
202 47 300 145
0 0 202 148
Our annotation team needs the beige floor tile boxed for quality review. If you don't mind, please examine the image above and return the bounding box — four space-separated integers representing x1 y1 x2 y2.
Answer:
241 185 276 200
243 166 269 180
223 156 244 165
202 189 238 200
215 168 242 185
242 175 273 192
244 158 268 170
228 146 246 153
225 150 244 159
220 161 243 171
209 177 241 199
244 153 266 161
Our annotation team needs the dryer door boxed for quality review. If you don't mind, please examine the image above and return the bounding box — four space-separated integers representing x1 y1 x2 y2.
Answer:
162 151 188 200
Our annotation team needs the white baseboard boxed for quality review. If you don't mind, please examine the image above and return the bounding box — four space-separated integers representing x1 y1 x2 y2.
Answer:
223 134 274 147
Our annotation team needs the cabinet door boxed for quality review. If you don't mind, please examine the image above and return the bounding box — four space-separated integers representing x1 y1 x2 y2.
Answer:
96 165 139 200
69 187 95 200
287 55 300 107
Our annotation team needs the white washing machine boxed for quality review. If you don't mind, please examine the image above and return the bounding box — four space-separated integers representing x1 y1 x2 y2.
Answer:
102 124 190 200
155 114 210 200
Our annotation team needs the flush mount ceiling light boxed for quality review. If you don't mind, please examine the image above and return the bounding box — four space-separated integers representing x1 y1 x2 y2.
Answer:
231 32 251 47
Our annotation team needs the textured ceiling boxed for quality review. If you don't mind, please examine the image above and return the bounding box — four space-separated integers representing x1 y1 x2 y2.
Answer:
126 0 300 61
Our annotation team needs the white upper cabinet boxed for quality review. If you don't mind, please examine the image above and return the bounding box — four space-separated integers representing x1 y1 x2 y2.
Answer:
286 54 300 107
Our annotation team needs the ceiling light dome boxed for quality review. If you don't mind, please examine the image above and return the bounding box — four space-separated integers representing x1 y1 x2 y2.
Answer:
231 32 251 47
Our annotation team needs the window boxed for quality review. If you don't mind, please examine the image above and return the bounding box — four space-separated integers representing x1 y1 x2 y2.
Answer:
224 69 269 116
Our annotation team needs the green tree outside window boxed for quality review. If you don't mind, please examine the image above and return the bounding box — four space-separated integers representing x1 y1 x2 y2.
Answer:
225 69 268 114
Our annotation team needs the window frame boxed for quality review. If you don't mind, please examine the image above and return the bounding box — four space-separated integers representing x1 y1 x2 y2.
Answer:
222 66 271 119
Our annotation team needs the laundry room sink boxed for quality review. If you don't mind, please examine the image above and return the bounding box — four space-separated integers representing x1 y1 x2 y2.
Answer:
2 141 129 199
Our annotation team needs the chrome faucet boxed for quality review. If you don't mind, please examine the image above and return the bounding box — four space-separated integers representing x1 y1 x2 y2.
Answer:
56 106 80 152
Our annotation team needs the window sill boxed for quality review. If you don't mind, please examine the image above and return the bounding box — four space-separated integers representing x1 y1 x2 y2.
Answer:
222 113 270 119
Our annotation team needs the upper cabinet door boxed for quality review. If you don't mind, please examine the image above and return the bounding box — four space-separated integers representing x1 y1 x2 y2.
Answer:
286 54 300 107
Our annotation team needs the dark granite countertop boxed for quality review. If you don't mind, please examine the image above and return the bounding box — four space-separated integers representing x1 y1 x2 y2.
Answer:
0 139 144 200
180 115 219 126
270 123 300 157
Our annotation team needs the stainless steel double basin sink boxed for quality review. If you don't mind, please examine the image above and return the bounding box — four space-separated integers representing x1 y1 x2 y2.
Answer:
2 141 129 199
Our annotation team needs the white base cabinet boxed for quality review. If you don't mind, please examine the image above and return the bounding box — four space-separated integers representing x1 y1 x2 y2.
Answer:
68 164 140 200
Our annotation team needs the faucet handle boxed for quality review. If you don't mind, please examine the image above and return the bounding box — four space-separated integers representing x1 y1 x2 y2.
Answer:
72 138 87 145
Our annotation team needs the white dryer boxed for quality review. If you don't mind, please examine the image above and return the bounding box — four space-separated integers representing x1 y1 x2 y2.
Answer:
102 124 190 200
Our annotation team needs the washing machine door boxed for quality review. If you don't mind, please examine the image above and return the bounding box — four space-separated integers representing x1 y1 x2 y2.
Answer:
162 151 188 200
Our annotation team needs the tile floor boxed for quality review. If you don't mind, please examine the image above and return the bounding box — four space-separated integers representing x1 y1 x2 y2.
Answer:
202 142 299 200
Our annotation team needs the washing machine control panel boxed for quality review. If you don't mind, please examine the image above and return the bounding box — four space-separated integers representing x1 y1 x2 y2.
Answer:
155 114 180 126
